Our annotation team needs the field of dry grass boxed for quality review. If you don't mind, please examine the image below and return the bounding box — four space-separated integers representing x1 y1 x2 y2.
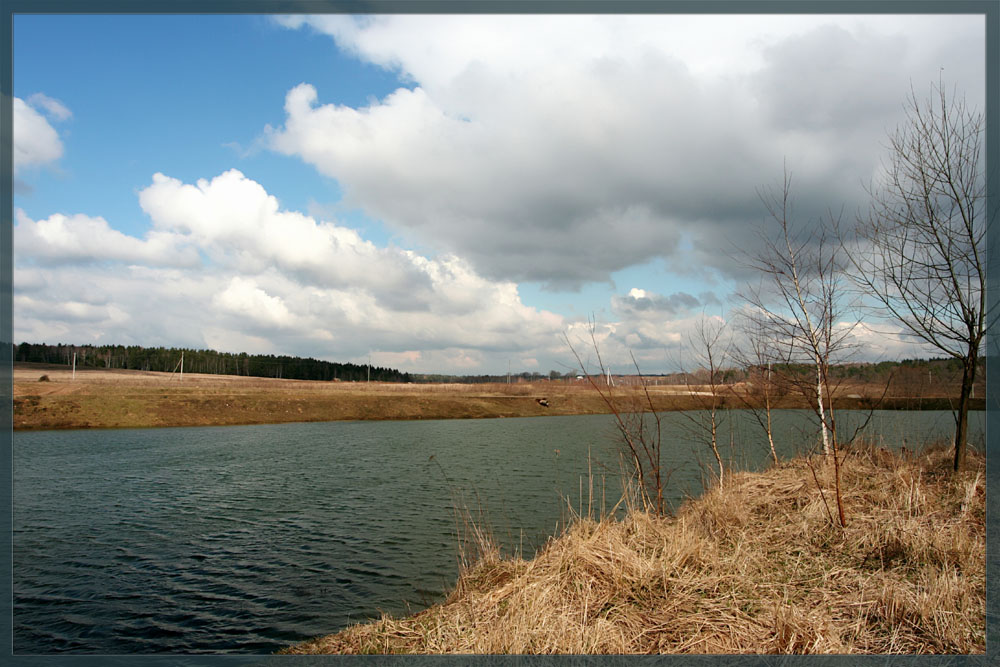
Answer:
282 444 985 655
8 362 778 430
13 362 952 431
10 363 607 429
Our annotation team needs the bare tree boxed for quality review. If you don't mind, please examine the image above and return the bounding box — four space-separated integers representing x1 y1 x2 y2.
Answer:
564 319 668 516
730 313 788 466
741 170 857 526
680 315 731 486
849 81 987 472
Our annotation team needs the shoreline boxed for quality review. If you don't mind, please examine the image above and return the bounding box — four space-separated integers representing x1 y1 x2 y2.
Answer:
13 363 984 431
281 445 985 654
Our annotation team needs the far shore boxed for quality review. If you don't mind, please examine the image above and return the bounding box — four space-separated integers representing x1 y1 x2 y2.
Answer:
12 362 983 431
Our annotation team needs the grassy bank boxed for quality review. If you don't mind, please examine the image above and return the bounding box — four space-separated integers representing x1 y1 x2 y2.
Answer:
13 363 981 430
282 444 984 654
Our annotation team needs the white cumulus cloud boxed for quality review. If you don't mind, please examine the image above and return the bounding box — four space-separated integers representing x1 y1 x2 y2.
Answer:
14 209 199 267
13 96 66 174
138 169 429 296
214 277 295 329
15 170 569 373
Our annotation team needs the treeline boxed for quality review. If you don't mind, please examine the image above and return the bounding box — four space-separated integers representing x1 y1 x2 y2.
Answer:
414 357 984 388
12 342 982 389
413 370 569 384
765 357 984 389
13 342 411 383
661 357 986 400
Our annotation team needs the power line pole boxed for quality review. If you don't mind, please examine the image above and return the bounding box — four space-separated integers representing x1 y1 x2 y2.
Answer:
72 352 76 381
180 350 184 380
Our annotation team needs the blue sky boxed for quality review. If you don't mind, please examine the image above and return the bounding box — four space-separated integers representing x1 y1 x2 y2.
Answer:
14 15 400 239
12 13 985 374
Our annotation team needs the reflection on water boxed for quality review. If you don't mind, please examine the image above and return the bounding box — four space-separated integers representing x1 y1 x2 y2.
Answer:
13 410 983 653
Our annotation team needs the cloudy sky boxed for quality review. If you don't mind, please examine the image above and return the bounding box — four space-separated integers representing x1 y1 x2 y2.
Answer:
12 13 985 375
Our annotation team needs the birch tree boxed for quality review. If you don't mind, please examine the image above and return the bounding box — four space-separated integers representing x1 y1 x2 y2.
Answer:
741 170 856 526
681 315 730 486
731 313 787 466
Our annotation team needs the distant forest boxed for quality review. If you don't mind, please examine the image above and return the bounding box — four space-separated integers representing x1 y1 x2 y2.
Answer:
14 342 412 383
13 342 984 389
414 356 985 388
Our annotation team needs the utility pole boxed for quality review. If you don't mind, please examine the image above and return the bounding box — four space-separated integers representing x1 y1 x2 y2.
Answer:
507 359 511 385
180 350 184 380
72 352 76 381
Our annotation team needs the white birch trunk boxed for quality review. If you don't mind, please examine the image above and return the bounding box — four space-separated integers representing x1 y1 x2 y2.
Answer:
816 355 829 457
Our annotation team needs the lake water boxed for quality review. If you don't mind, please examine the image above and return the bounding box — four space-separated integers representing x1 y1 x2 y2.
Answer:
13 410 984 654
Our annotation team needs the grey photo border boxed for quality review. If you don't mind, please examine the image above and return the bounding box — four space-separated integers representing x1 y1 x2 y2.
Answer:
0 1 995 665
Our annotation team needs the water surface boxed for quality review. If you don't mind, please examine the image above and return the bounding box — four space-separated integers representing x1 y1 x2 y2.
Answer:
13 410 983 653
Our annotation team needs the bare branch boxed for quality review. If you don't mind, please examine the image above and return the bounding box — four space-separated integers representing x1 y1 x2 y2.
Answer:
848 79 985 471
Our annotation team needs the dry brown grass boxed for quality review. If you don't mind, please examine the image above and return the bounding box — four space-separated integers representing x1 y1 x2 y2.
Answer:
281 444 985 655
12 362 979 430
11 363 607 429
14 363 799 430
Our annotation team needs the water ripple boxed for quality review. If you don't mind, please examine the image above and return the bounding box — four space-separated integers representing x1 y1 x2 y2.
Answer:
13 410 984 653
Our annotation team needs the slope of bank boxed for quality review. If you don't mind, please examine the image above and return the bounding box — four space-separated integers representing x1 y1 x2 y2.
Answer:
12 363 979 430
283 445 985 654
